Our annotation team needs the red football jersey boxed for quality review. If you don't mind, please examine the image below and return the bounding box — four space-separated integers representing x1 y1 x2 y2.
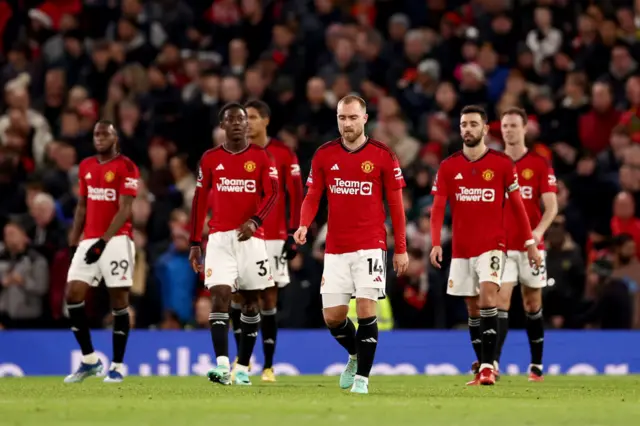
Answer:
432 149 519 258
260 139 303 240
505 150 557 250
78 155 139 240
306 138 405 254
190 144 278 242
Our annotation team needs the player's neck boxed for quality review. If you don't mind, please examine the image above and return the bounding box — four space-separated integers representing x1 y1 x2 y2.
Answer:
462 142 488 161
97 151 118 164
341 134 368 151
505 143 527 161
250 134 269 147
224 139 249 153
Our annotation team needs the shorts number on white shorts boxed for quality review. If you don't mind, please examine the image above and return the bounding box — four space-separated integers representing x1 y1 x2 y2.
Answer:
447 250 505 297
502 250 547 288
266 239 290 287
204 231 275 291
67 235 136 288
321 249 386 308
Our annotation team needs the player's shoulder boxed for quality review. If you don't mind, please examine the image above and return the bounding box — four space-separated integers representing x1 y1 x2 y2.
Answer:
313 138 341 159
79 157 98 170
439 151 464 168
487 149 513 163
200 146 223 164
525 150 552 168
268 138 297 159
248 143 273 160
116 154 138 173
367 138 398 161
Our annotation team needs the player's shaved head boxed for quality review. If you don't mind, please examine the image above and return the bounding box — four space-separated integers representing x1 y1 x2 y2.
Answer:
501 107 527 146
93 120 118 155
460 105 488 148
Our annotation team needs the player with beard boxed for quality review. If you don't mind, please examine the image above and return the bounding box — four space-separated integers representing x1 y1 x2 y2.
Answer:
429 105 542 386
64 120 140 383
189 103 278 386
295 95 409 394
227 100 303 382
491 107 557 382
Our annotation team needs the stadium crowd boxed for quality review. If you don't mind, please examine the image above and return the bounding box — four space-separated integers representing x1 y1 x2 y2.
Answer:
0 0 639 331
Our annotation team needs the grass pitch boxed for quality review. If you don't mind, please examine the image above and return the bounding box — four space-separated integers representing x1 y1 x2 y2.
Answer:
1 375 639 426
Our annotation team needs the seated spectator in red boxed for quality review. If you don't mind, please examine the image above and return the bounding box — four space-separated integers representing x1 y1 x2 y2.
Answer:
611 191 640 259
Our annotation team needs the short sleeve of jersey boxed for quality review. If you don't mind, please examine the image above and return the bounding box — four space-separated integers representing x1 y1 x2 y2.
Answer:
78 161 88 197
382 151 406 191
539 159 558 194
119 161 140 197
504 159 519 193
431 162 448 196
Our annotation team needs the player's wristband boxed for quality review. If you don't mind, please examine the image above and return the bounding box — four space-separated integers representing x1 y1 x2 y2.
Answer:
250 216 262 228
524 239 535 248
189 241 201 248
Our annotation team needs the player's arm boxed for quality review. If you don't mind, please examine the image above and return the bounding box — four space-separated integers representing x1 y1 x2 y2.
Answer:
383 154 408 275
429 166 448 268
68 166 88 249
102 165 139 242
299 155 325 227
504 163 540 267
189 158 213 246
533 166 559 243
251 154 279 228
285 152 303 231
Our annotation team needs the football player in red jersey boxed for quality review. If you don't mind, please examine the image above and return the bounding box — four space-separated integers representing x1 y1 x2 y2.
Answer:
429 105 542 386
492 107 558 382
294 95 409 394
64 120 140 384
189 103 278 386
227 100 303 382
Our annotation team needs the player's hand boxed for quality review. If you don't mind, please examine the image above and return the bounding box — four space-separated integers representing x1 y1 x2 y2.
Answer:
189 245 203 273
526 244 542 269
430 246 443 269
237 220 257 242
532 229 544 245
293 226 308 245
84 239 107 264
282 230 299 260
393 252 409 276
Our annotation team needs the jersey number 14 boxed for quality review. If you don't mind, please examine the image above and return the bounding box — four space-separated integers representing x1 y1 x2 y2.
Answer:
367 258 383 275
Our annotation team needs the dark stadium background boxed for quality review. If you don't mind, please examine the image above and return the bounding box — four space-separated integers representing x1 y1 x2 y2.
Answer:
0 0 639 331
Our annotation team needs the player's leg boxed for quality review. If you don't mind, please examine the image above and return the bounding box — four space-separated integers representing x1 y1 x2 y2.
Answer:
495 251 519 373
475 250 506 385
232 236 275 385
260 239 287 382
234 289 261 385
230 292 243 367
519 251 547 381
64 239 103 383
204 232 238 386
99 235 136 383
259 285 278 381
446 258 482 384
322 252 358 390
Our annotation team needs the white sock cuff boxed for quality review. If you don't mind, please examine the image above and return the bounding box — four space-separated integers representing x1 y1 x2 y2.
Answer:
261 308 277 316
240 313 260 324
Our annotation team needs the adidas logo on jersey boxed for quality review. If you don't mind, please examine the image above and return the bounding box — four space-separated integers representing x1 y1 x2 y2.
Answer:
331 164 339 171
454 173 463 180
216 164 224 170
85 172 92 179
374 276 383 282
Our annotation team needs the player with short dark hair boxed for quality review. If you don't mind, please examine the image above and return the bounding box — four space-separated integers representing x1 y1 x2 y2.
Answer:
429 105 542 386
294 95 409 394
227 99 303 382
494 108 557 382
189 103 278 386
64 120 140 383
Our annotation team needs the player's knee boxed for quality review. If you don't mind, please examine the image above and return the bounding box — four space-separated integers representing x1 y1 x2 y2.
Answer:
478 282 499 307
465 296 480 317
65 281 88 304
323 307 348 328
522 290 542 313
260 287 277 310
210 286 231 312
355 298 376 318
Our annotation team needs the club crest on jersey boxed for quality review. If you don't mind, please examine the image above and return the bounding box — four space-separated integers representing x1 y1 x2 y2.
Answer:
448 279 453 288
482 169 494 181
522 168 534 180
104 171 115 182
361 161 374 173
206 268 212 278
244 161 257 172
